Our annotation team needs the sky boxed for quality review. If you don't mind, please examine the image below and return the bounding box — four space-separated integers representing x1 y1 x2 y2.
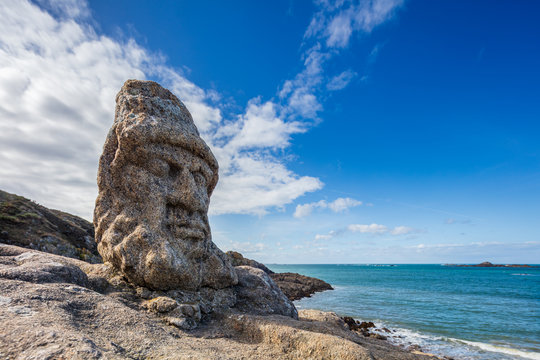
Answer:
1 0 539 264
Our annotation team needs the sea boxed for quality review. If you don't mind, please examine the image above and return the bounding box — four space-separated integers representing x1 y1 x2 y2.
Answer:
267 264 540 360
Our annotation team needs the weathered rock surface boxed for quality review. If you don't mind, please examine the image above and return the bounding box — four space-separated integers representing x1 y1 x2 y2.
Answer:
270 272 334 301
0 244 436 359
0 189 100 263
226 250 274 274
234 266 298 319
93 80 237 291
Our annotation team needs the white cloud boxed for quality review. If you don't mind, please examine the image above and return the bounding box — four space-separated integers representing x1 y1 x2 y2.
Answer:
390 226 415 235
327 69 357 91
326 9 354 48
315 231 336 240
294 197 362 218
229 241 266 255
293 200 326 218
210 155 322 216
279 44 328 120
348 223 388 234
313 223 418 241
225 99 305 150
306 0 404 49
445 218 472 225
348 223 418 235
36 0 90 19
0 0 322 219
328 197 362 212
281 0 403 120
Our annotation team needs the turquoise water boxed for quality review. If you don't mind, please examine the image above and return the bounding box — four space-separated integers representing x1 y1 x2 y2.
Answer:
268 264 540 360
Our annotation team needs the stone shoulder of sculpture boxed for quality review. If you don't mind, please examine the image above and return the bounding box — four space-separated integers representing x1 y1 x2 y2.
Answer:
93 79 237 291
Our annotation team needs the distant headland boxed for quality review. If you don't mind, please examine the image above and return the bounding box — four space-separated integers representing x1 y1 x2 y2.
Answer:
445 261 538 268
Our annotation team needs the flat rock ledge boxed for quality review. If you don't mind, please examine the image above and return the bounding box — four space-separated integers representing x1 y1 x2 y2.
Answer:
0 244 440 360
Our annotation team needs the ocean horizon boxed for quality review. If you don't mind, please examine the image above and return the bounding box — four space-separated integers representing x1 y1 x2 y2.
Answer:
268 263 540 360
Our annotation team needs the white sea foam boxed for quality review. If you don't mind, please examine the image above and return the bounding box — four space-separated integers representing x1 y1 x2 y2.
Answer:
511 273 538 276
454 339 540 360
366 320 540 360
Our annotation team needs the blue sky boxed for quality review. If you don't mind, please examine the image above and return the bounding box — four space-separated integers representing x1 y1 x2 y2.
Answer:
1 0 539 263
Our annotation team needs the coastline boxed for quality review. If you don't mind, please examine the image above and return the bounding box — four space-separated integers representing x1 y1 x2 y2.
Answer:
2 189 538 359
279 264 540 360
1 189 442 359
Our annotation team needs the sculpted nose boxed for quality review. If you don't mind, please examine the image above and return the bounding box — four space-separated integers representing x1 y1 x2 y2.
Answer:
168 166 207 211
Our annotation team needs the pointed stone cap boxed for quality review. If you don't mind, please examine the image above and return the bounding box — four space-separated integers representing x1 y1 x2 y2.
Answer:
114 79 218 192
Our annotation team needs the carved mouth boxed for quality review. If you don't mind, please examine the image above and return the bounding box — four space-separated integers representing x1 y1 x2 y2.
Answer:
165 204 208 240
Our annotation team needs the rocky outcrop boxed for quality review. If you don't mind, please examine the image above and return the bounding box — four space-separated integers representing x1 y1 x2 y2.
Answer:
227 251 334 301
234 266 297 319
270 272 334 301
448 261 538 268
94 80 236 291
0 189 100 263
0 244 435 360
226 251 274 274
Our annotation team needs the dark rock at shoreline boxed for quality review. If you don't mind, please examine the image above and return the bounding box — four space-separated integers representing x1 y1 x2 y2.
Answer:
0 189 101 263
343 317 378 337
226 251 274 274
270 272 334 301
234 266 298 319
448 261 538 268
226 251 334 301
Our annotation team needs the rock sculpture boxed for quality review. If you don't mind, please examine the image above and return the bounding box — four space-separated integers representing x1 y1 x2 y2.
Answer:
94 80 237 291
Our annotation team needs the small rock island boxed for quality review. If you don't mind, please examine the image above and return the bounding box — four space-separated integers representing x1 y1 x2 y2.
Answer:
447 261 537 268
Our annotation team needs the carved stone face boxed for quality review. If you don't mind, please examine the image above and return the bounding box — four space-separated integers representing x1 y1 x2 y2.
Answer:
125 144 213 242
94 80 237 291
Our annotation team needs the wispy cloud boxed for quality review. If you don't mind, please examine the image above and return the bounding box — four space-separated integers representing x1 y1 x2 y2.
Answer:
305 0 404 49
390 225 416 235
348 223 389 234
228 241 267 255
445 218 473 225
281 0 404 118
327 69 357 91
315 222 420 240
315 231 338 240
294 197 362 218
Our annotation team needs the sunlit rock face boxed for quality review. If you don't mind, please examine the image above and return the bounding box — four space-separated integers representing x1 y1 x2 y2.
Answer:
94 80 237 291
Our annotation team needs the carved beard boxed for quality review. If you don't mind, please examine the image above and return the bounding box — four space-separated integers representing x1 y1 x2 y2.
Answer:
99 207 217 290
164 203 210 242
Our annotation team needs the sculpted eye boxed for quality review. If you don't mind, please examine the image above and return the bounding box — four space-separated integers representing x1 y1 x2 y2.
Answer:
148 159 169 177
168 163 181 178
